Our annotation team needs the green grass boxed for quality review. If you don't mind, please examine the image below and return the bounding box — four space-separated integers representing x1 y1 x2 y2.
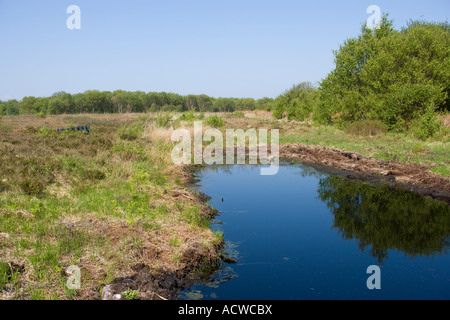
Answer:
213 230 224 245
279 124 450 176
122 288 140 300
3 112 445 299
0 115 221 299
169 236 182 248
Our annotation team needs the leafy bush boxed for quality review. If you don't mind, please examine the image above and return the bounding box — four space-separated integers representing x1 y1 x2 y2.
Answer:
272 99 285 119
154 113 173 128
179 110 204 121
37 127 56 138
272 83 318 120
316 16 450 129
204 115 225 127
118 121 145 141
412 143 426 154
179 111 195 121
411 104 442 140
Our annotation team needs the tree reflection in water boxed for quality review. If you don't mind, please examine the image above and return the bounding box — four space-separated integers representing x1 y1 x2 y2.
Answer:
317 176 450 264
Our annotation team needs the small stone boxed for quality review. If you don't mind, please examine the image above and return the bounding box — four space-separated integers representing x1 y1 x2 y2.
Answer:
101 285 115 300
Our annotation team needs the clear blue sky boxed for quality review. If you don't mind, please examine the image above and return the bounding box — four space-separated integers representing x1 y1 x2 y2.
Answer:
0 0 449 100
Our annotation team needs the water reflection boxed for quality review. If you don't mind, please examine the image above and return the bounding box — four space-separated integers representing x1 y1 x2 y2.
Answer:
317 176 450 263
179 266 239 300
180 164 450 300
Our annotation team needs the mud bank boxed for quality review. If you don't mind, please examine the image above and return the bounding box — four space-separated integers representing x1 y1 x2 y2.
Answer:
98 187 225 300
101 263 211 301
280 143 450 205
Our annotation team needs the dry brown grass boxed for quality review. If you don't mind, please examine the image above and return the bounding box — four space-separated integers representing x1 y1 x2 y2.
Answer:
444 114 450 127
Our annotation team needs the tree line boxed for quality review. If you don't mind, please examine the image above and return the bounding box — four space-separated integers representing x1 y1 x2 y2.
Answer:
2 15 448 139
0 90 274 116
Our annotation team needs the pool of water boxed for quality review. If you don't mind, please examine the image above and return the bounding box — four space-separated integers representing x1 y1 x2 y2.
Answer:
178 164 450 300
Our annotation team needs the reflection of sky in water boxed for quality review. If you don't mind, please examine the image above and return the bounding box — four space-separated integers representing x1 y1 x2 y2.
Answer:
179 164 450 300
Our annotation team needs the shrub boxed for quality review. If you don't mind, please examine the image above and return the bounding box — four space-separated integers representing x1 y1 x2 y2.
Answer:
272 99 285 119
411 104 442 140
204 115 225 128
155 113 173 128
177 110 205 123
272 83 318 121
37 127 56 138
118 124 140 141
412 143 426 154
178 110 193 121
19 177 45 196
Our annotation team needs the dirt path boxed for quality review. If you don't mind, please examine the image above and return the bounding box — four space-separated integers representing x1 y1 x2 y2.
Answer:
279 143 450 204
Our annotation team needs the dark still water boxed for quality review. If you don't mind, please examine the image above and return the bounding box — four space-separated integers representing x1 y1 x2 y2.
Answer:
178 164 450 300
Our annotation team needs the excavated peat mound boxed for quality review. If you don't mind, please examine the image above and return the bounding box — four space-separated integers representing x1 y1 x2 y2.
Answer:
279 143 450 205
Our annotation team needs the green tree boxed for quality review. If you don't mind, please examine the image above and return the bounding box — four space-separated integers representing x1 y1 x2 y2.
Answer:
166 92 185 109
122 91 145 113
316 15 449 130
239 98 256 111
272 82 317 120
317 176 450 263
185 95 198 111
0 100 20 115
196 94 213 112
34 97 49 114
158 92 169 107
112 90 127 113
285 83 317 121
83 90 111 113
47 92 73 114
19 96 37 114
272 97 285 119
147 92 163 110
72 93 86 113
212 98 236 112
256 97 274 111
